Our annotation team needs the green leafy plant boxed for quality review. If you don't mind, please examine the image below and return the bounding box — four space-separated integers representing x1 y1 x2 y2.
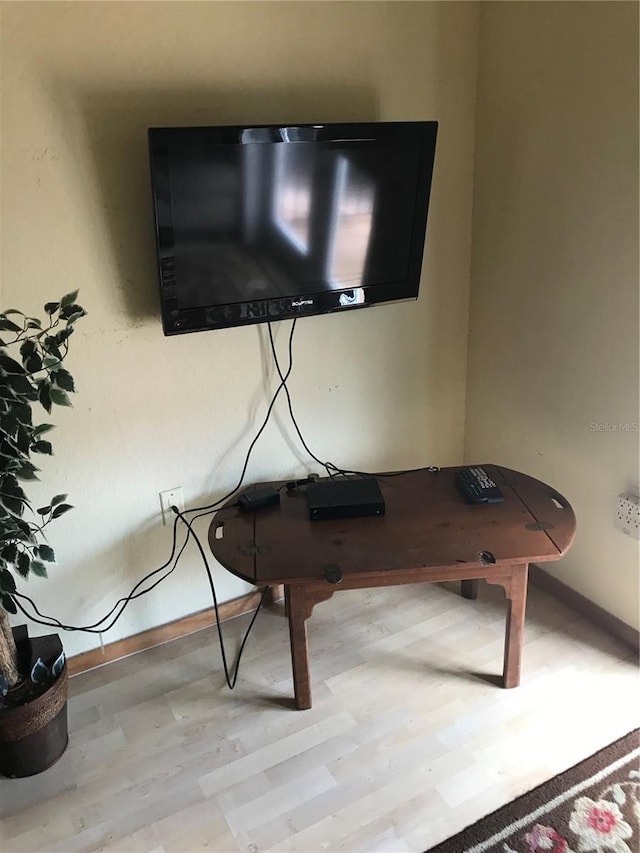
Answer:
0 292 85 692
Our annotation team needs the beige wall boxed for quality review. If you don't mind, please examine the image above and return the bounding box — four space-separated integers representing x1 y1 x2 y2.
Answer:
466 2 639 627
1 2 479 655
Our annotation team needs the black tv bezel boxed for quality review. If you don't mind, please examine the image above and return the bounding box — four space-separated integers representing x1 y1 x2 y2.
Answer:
148 121 438 335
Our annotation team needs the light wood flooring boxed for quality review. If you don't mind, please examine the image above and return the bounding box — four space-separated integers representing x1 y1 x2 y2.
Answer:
1 581 638 852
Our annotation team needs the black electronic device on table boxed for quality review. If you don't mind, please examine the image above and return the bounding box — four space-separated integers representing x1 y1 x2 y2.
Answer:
148 121 438 335
306 477 386 521
455 467 504 505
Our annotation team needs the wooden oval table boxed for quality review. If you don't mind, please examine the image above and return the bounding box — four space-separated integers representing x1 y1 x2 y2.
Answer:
209 465 576 709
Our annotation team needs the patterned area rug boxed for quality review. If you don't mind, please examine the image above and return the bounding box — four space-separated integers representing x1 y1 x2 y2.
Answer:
427 729 639 853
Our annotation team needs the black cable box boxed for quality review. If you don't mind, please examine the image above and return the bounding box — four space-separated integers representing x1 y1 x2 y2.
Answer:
306 478 385 521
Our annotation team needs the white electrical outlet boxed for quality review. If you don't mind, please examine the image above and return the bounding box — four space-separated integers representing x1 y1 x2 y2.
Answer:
615 492 640 540
159 487 184 526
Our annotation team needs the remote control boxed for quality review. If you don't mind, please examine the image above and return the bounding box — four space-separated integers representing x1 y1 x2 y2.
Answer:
455 467 504 504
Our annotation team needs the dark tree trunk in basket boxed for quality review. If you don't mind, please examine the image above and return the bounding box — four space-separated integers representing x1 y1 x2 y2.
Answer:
0 629 69 778
12 624 30 674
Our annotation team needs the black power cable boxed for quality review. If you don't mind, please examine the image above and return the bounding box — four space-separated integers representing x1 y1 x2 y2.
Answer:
9 320 299 653
171 507 268 690
13 510 268 691
187 318 298 520
12 513 189 633
267 322 339 479
266 321 437 480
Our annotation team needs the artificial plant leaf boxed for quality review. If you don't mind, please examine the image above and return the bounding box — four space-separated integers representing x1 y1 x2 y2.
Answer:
19 339 36 358
43 355 59 368
0 317 21 333
55 327 74 345
1 514 23 534
0 474 27 502
0 527 19 542
16 550 30 576
38 381 52 413
52 503 73 519
1 594 17 614
15 464 40 482
43 337 62 360
26 318 42 329
50 387 71 407
30 560 48 578
36 505 52 515
7 529 29 544
1 413 19 437
44 302 60 315
51 651 66 678
2 310 24 317
60 304 84 321
13 516 35 542
25 353 43 373
12 401 32 426
0 385 18 402
51 494 67 506
14 519 34 540
60 290 79 309
0 512 16 529
1 470 19 487
0 437 21 459
31 657 50 684
0 568 16 593
0 457 21 474
1 472 22 491
32 440 53 455
0 494 24 517
4 441 20 460
0 354 26 374
16 424 32 453
6 374 37 400
36 543 55 562
51 369 75 392
0 453 18 468
34 423 55 436
1 543 18 563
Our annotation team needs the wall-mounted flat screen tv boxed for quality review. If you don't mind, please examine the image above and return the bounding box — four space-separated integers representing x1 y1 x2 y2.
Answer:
148 121 438 334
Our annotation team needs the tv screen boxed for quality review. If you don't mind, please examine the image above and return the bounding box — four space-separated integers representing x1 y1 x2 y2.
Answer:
148 121 437 334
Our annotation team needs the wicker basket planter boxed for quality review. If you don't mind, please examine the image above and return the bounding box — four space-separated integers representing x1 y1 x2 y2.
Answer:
0 631 69 778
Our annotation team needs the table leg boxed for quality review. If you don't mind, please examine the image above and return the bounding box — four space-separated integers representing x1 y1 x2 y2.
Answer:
286 584 312 710
285 583 336 710
461 579 479 599
488 565 529 688
503 566 528 688
264 584 284 606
